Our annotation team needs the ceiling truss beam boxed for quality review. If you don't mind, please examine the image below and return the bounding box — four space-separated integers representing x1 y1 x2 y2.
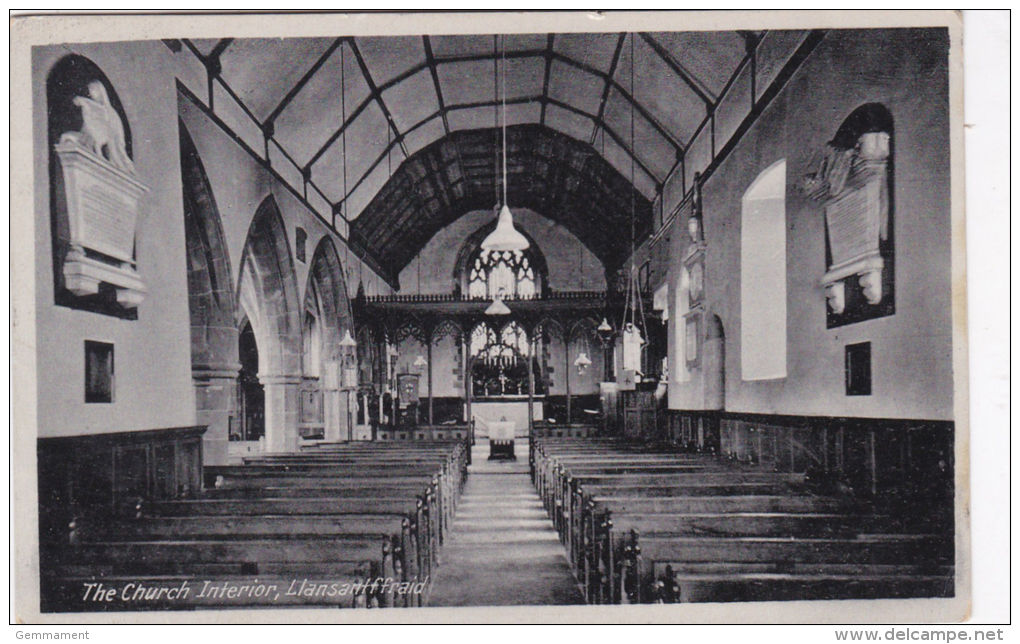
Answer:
347 38 409 159
539 34 555 125
264 38 344 129
638 32 717 107
590 33 626 146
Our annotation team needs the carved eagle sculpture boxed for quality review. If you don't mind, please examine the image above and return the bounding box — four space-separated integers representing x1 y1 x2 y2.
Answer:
69 80 134 174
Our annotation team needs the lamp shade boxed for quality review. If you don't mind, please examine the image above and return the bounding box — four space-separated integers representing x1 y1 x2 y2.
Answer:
485 296 511 316
596 317 614 340
481 205 529 252
339 329 357 349
413 354 428 368
573 351 592 371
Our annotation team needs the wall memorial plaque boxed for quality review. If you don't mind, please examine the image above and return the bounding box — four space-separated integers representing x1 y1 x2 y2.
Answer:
804 118 895 326
55 80 148 308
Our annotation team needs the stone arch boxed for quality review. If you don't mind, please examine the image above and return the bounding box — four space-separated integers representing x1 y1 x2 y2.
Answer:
179 121 238 465
832 103 894 149
305 237 353 365
303 236 354 441
236 195 302 452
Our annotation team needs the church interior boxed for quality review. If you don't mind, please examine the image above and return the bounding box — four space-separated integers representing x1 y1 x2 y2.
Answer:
29 25 956 611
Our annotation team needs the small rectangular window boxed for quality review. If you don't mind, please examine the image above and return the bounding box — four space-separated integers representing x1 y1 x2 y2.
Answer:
295 227 307 263
85 340 114 403
845 342 871 396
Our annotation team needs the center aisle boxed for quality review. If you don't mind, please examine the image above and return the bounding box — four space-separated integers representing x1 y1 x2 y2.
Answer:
428 440 586 606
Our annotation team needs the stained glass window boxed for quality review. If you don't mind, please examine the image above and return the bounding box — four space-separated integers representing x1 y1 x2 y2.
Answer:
467 249 538 299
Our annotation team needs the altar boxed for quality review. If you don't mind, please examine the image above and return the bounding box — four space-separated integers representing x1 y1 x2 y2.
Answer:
487 420 516 461
470 399 542 438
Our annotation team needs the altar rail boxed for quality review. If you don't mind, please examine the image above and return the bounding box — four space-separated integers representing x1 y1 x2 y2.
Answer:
376 422 474 445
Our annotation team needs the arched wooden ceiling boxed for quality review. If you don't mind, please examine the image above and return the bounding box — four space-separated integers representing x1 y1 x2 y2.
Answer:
180 31 759 277
350 124 652 274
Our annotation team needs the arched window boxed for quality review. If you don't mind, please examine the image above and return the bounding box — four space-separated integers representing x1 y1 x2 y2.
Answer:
467 249 538 300
469 321 530 363
740 159 787 381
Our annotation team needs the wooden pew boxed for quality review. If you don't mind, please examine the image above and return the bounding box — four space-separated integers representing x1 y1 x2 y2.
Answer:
612 531 953 604
41 570 431 611
42 440 468 611
43 533 402 610
530 436 953 605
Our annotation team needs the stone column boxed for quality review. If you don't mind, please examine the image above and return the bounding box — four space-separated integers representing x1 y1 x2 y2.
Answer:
192 363 240 466
563 329 572 424
322 359 342 442
339 388 354 441
427 340 434 425
260 373 302 453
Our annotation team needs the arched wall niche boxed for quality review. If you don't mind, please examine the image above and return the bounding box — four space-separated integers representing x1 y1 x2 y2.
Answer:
821 102 896 328
47 54 138 318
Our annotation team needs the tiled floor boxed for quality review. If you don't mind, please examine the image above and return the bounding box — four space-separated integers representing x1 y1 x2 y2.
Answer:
428 441 585 606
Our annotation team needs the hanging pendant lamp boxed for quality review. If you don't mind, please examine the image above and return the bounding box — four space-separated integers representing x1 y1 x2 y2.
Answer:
339 329 357 349
618 34 650 379
413 354 428 369
482 204 529 252
485 292 511 316
481 35 529 253
597 317 614 342
573 351 592 374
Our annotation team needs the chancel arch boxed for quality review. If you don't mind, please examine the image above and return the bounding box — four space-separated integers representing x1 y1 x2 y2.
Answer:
236 195 302 453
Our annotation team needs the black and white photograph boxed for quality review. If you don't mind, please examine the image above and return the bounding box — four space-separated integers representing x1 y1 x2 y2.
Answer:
10 10 975 625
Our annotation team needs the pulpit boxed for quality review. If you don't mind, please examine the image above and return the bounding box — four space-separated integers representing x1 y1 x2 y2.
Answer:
488 420 516 460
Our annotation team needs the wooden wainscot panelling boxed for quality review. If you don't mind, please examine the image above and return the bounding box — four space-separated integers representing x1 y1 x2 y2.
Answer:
37 426 206 549
664 410 954 529
715 413 953 506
